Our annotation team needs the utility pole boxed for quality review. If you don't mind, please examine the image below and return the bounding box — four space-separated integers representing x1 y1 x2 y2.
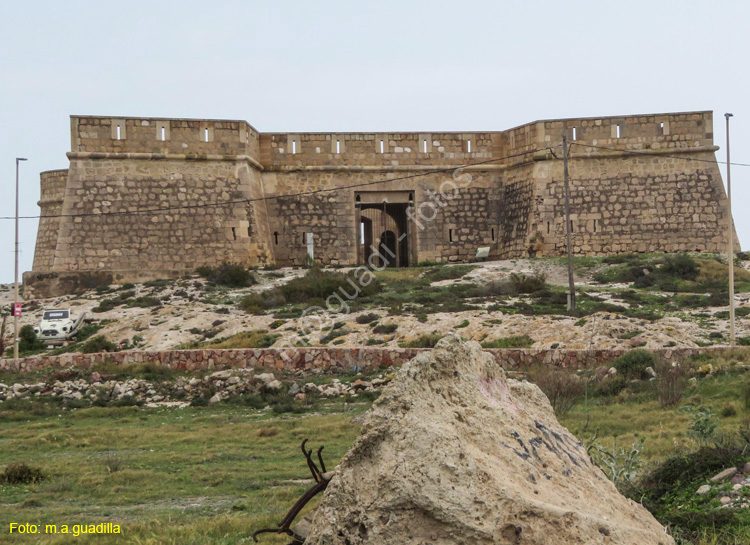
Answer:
562 124 576 312
725 113 735 347
14 157 27 363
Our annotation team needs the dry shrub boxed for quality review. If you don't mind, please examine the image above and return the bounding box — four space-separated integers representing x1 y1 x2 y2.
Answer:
256 427 278 438
1 462 45 484
526 365 586 416
655 357 688 408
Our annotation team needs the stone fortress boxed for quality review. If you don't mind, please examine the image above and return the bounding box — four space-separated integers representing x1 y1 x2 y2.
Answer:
24 111 738 297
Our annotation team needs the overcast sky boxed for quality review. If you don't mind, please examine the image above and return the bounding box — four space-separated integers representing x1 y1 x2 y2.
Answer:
1 0 748 285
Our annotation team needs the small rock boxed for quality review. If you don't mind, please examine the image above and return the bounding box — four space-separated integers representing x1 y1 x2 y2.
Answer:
289 383 301 395
294 393 306 401
210 370 232 380
720 496 732 505
607 367 617 376
351 380 369 391
733 484 744 491
731 474 745 485
90 372 102 383
226 376 240 385
208 393 222 404
710 467 738 483
264 380 282 391
696 485 711 496
645 366 656 378
594 366 609 381
743 462 750 474
256 373 276 385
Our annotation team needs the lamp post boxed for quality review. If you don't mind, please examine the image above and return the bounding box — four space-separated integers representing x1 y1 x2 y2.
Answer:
14 157 27 363
725 114 735 347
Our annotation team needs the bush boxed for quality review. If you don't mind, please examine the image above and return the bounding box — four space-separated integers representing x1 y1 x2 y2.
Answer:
80 336 118 354
595 375 627 397
654 357 687 407
400 334 444 348
612 349 654 380
509 272 547 294
281 267 380 303
196 262 256 288
662 254 699 281
422 265 476 282
372 323 398 335
18 325 45 353
480 335 534 349
526 366 586 415
1 462 45 484
355 312 380 324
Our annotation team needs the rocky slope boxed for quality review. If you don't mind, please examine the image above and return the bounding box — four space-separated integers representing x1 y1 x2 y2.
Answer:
1 258 748 356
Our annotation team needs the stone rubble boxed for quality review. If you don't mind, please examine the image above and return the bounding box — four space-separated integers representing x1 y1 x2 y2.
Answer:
0 369 390 408
695 464 750 509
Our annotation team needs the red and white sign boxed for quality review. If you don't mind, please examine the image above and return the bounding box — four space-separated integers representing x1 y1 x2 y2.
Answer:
13 303 22 317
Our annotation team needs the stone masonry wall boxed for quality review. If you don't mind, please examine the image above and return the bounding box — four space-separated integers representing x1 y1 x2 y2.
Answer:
32 170 68 270
530 152 736 256
2 346 729 375
50 158 270 273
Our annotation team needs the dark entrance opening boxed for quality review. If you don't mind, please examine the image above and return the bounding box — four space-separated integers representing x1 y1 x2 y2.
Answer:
378 230 397 267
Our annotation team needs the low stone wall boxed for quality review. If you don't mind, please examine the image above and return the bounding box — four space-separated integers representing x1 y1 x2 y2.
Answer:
0 346 731 375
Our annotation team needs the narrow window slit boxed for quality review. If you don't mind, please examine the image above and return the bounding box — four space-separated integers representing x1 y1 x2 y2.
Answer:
491 228 495 241
336 140 340 154
547 222 550 234
161 126 166 141
292 140 297 154
616 124 621 138
449 229 453 242
116 125 121 140
593 219 597 232
231 227 237 240
423 139 427 153
572 127 577 140
204 128 209 142
274 232 279 245
380 139 384 153
467 139 472 153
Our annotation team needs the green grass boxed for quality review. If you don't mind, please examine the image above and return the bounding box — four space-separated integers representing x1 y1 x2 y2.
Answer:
2 348 750 543
0 405 363 544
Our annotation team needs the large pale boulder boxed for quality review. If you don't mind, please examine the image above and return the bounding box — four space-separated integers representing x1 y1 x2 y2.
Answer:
304 335 673 545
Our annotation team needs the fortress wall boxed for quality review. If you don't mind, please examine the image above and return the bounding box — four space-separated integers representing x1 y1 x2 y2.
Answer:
262 168 528 265
71 116 260 159
530 152 736 256
32 170 68 270
25 111 731 297
50 158 268 273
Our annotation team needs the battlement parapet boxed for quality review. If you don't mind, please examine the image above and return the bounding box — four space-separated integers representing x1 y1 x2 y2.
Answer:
70 115 260 160
69 111 714 169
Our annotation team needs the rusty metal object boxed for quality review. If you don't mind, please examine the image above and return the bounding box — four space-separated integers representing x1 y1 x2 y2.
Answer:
252 438 333 544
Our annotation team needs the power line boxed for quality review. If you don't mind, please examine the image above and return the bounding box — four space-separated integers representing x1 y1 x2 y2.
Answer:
0 148 550 221
569 141 750 168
